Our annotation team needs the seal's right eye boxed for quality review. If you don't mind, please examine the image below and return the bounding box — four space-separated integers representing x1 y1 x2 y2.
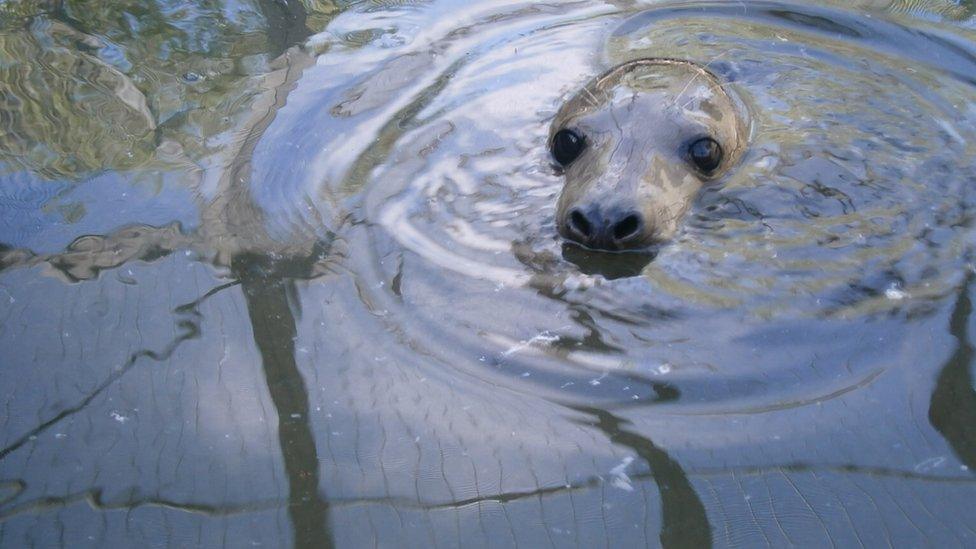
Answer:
688 137 723 175
552 129 585 166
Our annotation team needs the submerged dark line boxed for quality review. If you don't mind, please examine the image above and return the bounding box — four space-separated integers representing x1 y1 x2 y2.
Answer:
670 367 885 416
175 280 241 313
0 480 25 508
688 462 976 483
0 281 239 462
0 488 284 522
4 458 974 523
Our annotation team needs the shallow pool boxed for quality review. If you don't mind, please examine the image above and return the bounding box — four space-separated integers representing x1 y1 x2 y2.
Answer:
2 0 976 546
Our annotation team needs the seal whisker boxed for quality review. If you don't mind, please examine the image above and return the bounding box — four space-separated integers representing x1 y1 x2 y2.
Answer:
680 81 732 110
673 72 707 107
673 49 732 107
582 87 600 108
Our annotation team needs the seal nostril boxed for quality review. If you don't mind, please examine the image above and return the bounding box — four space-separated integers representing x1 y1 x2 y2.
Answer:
612 214 642 242
569 209 593 238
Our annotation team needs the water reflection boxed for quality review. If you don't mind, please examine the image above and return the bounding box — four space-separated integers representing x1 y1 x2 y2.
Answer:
1 0 336 544
930 272 976 471
570 405 711 548
560 243 655 280
0 0 322 179
256 0 312 57
235 253 332 548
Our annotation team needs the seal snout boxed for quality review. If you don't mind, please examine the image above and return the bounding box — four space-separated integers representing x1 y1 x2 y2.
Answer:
563 205 649 251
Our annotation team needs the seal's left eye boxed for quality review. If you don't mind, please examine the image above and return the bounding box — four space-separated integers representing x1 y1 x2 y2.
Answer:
552 129 585 166
688 137 723 174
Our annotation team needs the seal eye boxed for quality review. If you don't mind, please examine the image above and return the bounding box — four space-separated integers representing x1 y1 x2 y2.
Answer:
552 129 585 166
688 137 723 174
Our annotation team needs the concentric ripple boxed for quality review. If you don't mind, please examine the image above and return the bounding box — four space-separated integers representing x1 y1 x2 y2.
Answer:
335 1 976 411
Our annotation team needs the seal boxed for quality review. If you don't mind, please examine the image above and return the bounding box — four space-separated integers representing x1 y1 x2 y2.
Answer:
550 59 749 251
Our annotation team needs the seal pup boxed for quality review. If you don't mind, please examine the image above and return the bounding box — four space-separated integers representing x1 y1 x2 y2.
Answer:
550 59 748 251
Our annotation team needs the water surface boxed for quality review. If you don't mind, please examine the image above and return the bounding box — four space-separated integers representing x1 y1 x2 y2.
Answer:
2 0 976 546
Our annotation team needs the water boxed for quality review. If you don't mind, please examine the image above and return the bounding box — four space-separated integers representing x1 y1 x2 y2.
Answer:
2 0 976 546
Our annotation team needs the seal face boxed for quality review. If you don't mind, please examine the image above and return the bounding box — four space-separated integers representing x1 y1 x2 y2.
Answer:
551 59 748 251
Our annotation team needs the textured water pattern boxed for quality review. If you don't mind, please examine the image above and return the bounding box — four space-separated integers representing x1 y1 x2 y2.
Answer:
2 0 976 547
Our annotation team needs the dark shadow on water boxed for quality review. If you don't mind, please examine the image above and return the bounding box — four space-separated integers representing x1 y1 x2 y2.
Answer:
561 243 655 280
569 405 712 549
257 0 311 58
234 252 333 549
929 272 976 472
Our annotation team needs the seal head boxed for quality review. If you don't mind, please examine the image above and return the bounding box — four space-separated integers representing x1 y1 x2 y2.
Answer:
550 59 748 251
